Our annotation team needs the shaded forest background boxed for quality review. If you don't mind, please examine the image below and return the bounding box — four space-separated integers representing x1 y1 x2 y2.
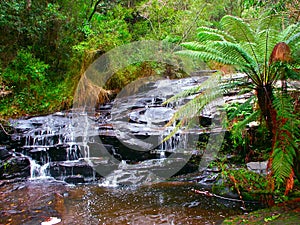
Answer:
0 0 299 117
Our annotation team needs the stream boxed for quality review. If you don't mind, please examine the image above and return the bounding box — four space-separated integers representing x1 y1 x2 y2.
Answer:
0 75 260 224
0 179 256 225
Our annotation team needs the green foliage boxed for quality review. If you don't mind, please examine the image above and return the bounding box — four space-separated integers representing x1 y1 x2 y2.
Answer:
225 98 254 120
264 214 281 222
165 14 300 194
0 49 72 116
242 0 300 22
272 93 300 187
228 168 269 198
2 0 288 117
105 64 141 91
135 0 247 41
224 99 261 151
3 50 49 92
209 160 270 201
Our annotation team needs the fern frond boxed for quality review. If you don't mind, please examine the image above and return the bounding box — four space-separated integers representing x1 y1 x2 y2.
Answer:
197 31 224 42
179 40 259 79
197 27 236 42
273 93 296 119
285 32 300 48
211 42 255 64
255 29 280 63
280 22 300 42
231 110 260 137
171 76 222 121
227 96 255 120
272 145 295 182
271 92 299 185
176 49 235 65
163 74 223 141
209 41 259 75
255 15 283 32
180 41 207 51
163 79 205 106
220 15 255 43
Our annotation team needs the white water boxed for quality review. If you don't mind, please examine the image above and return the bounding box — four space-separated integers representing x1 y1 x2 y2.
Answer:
29 159 50 180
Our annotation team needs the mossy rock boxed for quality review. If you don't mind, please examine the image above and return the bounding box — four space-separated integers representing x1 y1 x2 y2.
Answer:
0 154 30 179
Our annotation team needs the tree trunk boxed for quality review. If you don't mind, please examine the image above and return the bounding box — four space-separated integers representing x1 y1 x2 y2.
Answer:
256 85 277 141
26 0 31 10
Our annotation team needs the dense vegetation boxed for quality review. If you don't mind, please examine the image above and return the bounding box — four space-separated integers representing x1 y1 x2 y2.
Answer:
165 13 300 202
0 0 299 204
1 0 298 117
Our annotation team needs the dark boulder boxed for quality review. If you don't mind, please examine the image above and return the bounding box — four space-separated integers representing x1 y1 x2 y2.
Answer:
0 152 30 179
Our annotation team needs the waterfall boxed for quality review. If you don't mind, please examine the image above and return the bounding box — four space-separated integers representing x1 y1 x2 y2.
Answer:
29 159 50 179
9 76 220 184
18 113 95 182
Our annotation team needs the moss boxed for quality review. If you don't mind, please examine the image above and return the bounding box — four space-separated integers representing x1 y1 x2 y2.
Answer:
222 198 300 224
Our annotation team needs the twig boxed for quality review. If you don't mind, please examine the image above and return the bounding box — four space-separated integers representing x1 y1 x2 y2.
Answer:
176 5 206 48
0 122 11 136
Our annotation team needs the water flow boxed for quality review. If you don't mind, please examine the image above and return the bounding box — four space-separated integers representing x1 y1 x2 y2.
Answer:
14 76 211 183
21 114 91 180
158 121 181 159
100 160 160 186
29 159 50 179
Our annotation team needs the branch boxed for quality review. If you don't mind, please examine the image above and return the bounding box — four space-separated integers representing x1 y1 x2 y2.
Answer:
87 0 102 23
0 123 10 136
26 0 31 11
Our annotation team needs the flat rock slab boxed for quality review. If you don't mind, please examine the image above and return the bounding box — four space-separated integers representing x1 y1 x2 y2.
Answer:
246 161 268 174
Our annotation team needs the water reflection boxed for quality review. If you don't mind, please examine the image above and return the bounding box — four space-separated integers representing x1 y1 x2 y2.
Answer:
0 180 254 225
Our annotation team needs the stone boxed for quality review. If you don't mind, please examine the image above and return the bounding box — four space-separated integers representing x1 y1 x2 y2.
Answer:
246 161 268 174
0 155 31 179
64 175 85 184
0 146 12 160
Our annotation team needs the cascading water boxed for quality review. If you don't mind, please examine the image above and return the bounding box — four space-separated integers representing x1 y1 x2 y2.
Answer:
9 75 220 185
29 160 50 179
13 113 96 182
1 74 264 225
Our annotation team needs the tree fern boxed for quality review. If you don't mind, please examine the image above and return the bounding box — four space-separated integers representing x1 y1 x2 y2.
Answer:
164 14 300 194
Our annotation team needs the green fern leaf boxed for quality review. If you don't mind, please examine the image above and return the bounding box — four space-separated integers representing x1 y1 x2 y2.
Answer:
220 15 255 43
227 96 255 120
231 110 260 138
197 31 224 42
197 27 236 42
280 23 300 41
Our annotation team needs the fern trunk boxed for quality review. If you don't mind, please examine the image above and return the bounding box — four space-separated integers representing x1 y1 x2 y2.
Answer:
256 85 277 140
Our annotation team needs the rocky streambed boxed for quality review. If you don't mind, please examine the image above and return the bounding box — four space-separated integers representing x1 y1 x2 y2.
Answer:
0 74 272 224
0 74 262 188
